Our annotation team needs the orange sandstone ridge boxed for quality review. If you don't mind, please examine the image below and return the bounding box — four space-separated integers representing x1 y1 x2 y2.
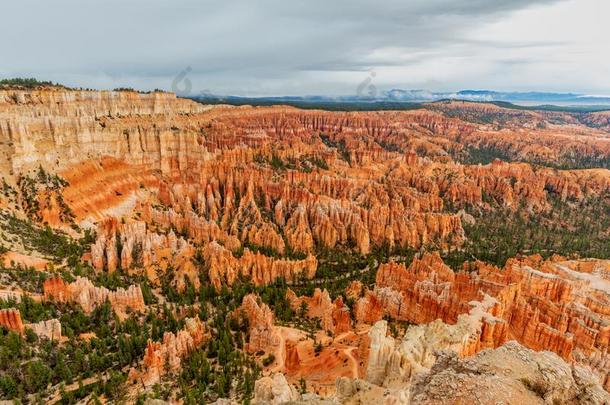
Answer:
43 276 145 318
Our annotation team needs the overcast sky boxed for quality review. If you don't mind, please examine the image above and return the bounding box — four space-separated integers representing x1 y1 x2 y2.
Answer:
1 0 608 96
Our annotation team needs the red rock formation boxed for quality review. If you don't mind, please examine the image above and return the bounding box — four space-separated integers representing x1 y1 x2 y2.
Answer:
203 242 317 291
331 297 352 335
0 308 62 341
141 317 206 385
284 340 301 373
59 157 159 221
90 217 199 290
2 89 608 233
43 276 145 317
366 295 508 386
358 253 610 390
0 308 24 334
3 87 610 398
354 289 384 325
345 280 363 301
287 288 351 335
237 294 281 353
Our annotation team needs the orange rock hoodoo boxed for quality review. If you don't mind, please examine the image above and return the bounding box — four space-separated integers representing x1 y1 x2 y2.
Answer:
90 217 199 291
140 317 207 385
358 253 610 389
2 88 610 398
0 308 25 334
203 242 317 291
4 89 608 293
237 294 281 354
286 288 351 335
43 276 145 317
0 308 62 341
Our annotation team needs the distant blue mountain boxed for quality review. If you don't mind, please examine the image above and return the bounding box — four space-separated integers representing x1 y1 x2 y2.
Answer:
384 89 610 104
193 89 610 106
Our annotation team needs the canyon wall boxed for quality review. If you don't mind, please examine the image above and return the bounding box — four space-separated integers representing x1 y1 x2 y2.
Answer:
0 89 212 175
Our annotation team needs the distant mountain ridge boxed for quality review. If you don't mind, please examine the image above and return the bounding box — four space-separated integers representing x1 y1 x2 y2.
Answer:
194 89 610 106
385 89 610 104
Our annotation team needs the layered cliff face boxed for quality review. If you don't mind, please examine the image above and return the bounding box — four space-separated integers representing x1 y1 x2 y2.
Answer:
0 89 211 175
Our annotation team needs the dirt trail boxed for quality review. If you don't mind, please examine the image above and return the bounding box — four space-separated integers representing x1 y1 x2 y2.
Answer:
343 347 359 378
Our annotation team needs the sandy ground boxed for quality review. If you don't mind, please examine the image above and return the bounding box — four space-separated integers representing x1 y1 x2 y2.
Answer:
3 251 49 270
265 325 371 396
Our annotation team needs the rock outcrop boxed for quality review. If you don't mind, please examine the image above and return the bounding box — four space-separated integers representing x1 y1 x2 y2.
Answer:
90 217 199 291
139 317 207 386
27 319 62 341
330 341 610 405
410 341 610 405
286 288 351 335
366 294 508 386
0 308 24 333
43 276 145 317
204 242 317 291
253 373 299 404
238 294 281 353
358 253 610 391
0 308 62 341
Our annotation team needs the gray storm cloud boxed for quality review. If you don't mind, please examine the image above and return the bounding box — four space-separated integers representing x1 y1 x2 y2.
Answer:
1 0 607 96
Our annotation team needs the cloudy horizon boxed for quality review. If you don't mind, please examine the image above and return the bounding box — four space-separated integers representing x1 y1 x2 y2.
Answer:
1 0 608 97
